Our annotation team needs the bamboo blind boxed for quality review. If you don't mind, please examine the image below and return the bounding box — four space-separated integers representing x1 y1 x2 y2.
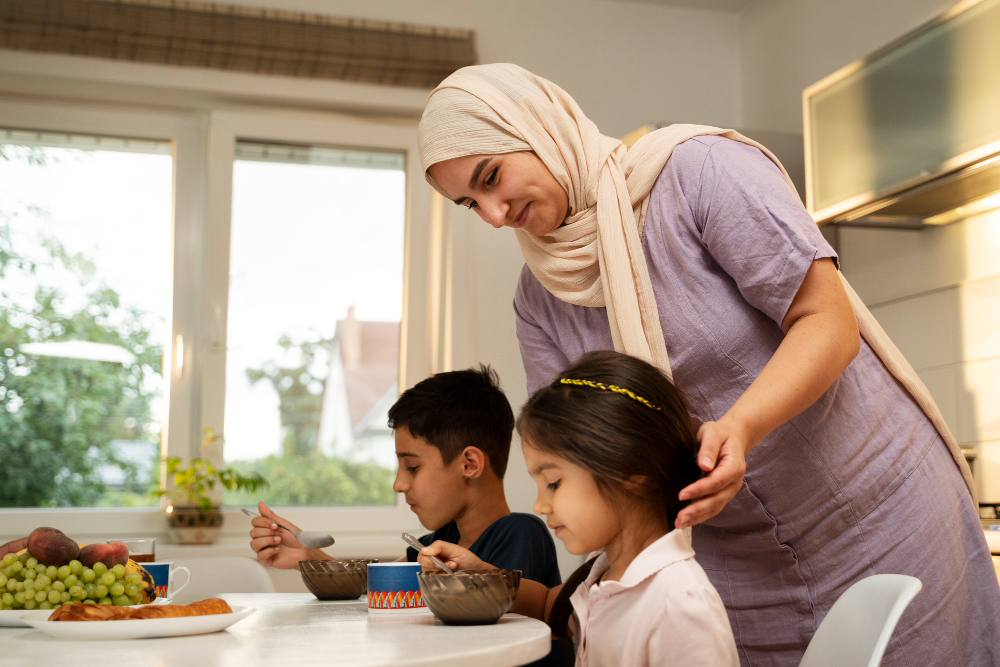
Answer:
0 0 477 88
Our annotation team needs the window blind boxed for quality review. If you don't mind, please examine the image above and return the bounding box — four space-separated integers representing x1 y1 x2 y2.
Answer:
0 0 477 88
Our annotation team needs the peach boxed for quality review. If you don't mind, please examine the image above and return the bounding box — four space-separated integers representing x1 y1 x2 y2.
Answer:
79 541 129 569
27 527 80 566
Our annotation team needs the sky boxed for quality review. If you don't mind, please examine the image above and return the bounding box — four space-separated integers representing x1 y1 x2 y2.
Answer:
0 142 405 466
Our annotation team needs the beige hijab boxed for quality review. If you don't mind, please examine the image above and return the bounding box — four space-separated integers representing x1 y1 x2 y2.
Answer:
418 63 974 501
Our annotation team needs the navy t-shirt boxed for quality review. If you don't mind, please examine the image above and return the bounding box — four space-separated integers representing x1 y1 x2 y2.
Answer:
406 512 562 587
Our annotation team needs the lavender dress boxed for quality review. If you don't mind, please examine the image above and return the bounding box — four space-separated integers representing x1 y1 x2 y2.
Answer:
514 136 1000 666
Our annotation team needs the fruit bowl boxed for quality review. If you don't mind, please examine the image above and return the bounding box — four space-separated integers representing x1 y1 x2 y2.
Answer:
298 559 375 600
416 569 520 625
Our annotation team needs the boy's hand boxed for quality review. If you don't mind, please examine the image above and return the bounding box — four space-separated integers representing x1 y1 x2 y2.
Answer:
416 540 491 572
249 501 327 569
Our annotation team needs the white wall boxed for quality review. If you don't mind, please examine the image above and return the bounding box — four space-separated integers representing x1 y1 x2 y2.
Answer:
738 0 1000 502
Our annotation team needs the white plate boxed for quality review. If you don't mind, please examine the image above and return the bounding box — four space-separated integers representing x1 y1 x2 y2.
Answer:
19 605 254 640
0 598 173 628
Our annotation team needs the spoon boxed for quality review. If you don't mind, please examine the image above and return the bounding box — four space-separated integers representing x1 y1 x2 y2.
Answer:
402 532 454 574
241 507 337 549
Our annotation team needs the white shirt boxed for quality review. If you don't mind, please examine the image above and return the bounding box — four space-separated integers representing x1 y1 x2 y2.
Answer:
569 528 739 667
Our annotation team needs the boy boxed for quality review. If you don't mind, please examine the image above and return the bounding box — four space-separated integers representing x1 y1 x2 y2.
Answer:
248 365 562 587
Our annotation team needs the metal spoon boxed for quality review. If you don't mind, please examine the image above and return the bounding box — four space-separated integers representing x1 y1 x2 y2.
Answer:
241 507 337 549
402 532 454 574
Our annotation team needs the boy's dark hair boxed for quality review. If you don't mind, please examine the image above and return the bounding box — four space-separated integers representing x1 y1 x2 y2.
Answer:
517 350 701 529
387 365 514 479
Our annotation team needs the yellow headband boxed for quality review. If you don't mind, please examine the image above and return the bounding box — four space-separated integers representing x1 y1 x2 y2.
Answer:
557 377 662 413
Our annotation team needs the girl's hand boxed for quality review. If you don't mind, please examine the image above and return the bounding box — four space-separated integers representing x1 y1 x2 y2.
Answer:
675 419 749 529
249 501 326 569
416 540 491 572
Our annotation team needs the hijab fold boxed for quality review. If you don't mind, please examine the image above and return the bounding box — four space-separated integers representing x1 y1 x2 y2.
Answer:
418 64 975 502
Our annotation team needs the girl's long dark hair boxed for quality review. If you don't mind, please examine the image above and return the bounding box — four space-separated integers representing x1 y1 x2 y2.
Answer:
519 350 703 638
517 350 702 529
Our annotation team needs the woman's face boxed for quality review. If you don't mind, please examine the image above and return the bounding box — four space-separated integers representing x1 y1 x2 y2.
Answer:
427 152 569 237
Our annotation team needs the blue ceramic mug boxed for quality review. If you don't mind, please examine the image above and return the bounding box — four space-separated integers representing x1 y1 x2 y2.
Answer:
144 562 190 600
366 562 426 613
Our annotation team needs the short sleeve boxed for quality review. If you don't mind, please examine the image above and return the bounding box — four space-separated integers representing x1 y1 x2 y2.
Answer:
646 585 740 666
686 138 837 328
473 514 562 587
514 267 572 395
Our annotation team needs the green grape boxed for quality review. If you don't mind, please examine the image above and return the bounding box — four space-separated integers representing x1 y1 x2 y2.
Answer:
34 563 45 574
60 591 71 602
1 566 12 579
34 590 47 603
24 599 37 610
46 590 60 604
111 564 126 578
57 565 71 579
81 568 96 583
2 592 12 605
123 583 139 597
13 591 26 605
13 581 23 592
64 574 78 587
35 575 50 588
39 600 52 610
7 579 17 591
0 573 7 588
69 560 83 575
2 553 15 566
45 565 57 579
128 594 142 605
82 599 96 605
52 580 66 593
23 568 36 580
69 585 84 598
112 594 129 606
95 584 109 598
124 572 142 585
23 584 35 597
98 597 112 605
84 582 97 597
25 556 37 569
109 582 125 597
100 571 115 587
9 561 22 574
93 562 108 576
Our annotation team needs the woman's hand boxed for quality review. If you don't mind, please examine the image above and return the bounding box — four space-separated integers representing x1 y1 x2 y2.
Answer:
416 540 491 572
249 501 328 569
675 418 748 529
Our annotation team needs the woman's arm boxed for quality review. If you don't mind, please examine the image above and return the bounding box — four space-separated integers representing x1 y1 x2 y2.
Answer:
675 257 860 529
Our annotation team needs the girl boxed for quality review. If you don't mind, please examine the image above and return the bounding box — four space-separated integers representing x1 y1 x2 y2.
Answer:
418 350 738 667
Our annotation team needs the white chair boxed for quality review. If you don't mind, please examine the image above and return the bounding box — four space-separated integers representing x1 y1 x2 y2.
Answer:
166 556 276 602
799 574 922 667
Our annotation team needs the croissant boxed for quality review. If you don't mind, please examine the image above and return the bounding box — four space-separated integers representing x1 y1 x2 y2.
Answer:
49 598 233 621
48 603 134 621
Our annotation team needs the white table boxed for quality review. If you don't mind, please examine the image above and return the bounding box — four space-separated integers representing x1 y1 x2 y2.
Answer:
2 593 552 667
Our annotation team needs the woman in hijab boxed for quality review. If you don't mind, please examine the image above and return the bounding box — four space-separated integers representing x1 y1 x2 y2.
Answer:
417 64 1000 666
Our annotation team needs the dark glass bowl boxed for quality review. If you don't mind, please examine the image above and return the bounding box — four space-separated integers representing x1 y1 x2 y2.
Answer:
298 559 376 600
417 568 521 625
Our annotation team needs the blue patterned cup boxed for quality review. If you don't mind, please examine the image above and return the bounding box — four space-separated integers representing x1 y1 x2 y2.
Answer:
144 561 190 600
366 562 427 613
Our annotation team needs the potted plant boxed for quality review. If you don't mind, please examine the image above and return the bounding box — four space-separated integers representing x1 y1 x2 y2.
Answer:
151 428 268 544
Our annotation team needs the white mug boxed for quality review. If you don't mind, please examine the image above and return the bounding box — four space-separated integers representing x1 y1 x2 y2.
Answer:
147 562 191 599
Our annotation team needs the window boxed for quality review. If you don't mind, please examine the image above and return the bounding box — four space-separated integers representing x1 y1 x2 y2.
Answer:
0 103 430 541
222 141 405 507
0 130 173 508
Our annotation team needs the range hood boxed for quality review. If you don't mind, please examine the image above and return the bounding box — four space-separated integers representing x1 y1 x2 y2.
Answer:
804 0 1000 228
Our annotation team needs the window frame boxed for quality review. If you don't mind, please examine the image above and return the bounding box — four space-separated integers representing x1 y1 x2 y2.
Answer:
0 101 431 543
